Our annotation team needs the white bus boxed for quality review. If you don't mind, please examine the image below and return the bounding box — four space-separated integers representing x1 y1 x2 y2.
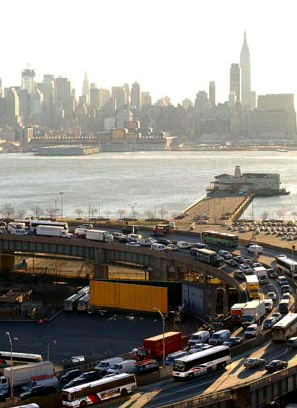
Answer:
276 255 297 279
0 351 43 365
13 405 40 408
77 294 90 312
30 220 69 233
62 373 137 407
172 346 231 379
272 313 297 342
64 293 85 312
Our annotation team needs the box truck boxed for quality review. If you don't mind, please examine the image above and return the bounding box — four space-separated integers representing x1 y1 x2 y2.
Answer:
86 229 114 242
36 225 72 238
246 275 260 299
136 332 182 361
231 303 248 323
241 300 266 328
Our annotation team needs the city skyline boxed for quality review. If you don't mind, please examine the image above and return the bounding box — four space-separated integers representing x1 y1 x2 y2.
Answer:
1 0 297 105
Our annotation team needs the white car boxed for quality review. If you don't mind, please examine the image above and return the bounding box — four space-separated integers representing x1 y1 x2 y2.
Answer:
112 232 127 240
176 241 191 250
247 244 263 254
126 242 140 247
267 292 277 301
282 293 291 300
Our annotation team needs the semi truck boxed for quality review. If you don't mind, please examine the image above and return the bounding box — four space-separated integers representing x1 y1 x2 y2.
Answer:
241 300 266 328
230 303 247 323
136 332 182 361
74 227 88 238
246 275 260 299
0 361 55 389
253 266 269 285
36 225 72 238
86 229 114 242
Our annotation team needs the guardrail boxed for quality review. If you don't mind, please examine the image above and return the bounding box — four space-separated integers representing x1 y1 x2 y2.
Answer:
158 390 232 408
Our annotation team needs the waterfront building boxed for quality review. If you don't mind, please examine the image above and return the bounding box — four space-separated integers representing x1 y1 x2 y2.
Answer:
131 82 141 111
210 166 288 195
141 92 152 108
21 67 36 94
209 81 216 109
240 31 251 108
230 64 240 104
82 71 90 105
5 88 20 127
54 77 72 114
112 86 126 111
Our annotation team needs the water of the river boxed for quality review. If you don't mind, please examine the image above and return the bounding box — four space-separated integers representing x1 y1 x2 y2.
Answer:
0 151 296 219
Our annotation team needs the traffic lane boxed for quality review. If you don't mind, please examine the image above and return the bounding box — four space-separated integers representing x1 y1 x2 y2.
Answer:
0 313 165 368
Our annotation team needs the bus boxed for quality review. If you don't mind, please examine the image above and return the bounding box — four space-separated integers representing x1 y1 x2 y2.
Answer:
201 231 239 248
13 405 40 408
276 255 297 279
62 373 137 407
272 313 297 342
192 248 220 267
172 346 231 379
0 351 43 365
30 220 69 233
64 293 85 312
77 294 90 312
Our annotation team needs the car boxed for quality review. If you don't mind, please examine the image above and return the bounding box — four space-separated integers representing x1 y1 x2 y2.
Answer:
130 359 159 375
272 312 282 322
158 238 172 245
267 269 278 279
267 292 277 301
240 264 253 274
166 244 179 252
243 358 266 369
226 259 239 267
77 371 101 382
223 337 242 348
252 262 263 268
233 270 245 280
193 243 208 249
176 241 191 250
20 385 57 399
118 237 131 243
282 292 291 300
218 250 232 259
233 255 246 264
188 344 213 354
281 284 292 294
112 232 127 240
262 317 276 330
265 359 288 373
59 369 82 384
62 377 88 389
126 241 141 247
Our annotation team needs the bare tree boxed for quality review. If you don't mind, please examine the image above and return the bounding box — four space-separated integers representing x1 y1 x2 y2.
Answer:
31 206 43 219
90 207 97 219
74 208 84 219
1 203 15 219
15 208 27 219
276 209 284 220
104 210 111 219
160 206 168 220
117 209 125 219
45 206 58 220
262 211 269 221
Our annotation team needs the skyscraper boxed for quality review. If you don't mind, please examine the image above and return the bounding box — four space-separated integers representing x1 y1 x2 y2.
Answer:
131 82 141 110
229 64 240 104
21 67 36 94
209 81 216 109
240 31 251 108
82 72 90 105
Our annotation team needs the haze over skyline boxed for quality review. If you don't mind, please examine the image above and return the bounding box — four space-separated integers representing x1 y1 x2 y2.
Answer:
1 0 296 105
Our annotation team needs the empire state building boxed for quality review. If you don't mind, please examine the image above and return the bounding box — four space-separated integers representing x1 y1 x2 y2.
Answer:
240 31 251 108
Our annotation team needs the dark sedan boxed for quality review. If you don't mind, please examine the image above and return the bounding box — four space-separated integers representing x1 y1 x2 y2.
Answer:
60 369 82 384
244 358 266 369
223 337 242 348
265 360 288 373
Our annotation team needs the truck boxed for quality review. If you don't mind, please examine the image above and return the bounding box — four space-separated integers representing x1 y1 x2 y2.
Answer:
136 332 182 361
86 229 114 242
74 227 88 238
230 303 248 323
121 225 139 234
36 225 72 238
212 314 233 331
241 300 266 328
246 275 260 299
253 266 269 285
0 361 55 389
152 222 176 235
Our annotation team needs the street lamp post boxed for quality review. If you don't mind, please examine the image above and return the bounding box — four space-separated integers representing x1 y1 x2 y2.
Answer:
129 202 137 221
59 192 64 221
47 340 57 361
153 307 165 367
6 332 13 401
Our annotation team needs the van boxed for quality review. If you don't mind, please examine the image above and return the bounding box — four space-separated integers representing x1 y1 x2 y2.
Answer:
244 324 259 338
106 359 136 375
264 299 273 311
208 330 231 345
188 331 210 346
287 337 297 349
150 243 167 252
165 351 188 366
95 357 124 375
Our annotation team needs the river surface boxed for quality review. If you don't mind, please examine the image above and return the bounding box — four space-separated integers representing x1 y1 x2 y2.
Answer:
0 151 296 219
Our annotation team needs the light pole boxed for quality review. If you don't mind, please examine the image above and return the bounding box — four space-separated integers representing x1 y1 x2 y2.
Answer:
59 192 64 220
6 332 14 401
153 307 165 367
47 340 57 361
129 202 137 221
53 198 58 221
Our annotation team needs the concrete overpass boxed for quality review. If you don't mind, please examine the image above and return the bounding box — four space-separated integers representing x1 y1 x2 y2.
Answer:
0 234 242 315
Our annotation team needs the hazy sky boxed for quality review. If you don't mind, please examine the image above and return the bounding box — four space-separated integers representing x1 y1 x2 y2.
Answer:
1 0 296 105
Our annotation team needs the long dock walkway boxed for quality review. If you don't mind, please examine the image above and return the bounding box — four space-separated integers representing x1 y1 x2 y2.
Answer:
182 192 253 224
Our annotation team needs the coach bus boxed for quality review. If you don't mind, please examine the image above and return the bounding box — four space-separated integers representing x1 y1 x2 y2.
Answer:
13 405 40 408
0 351 43 365
62 373 137 407
272 313 297 342
201 231 239 248
172 346 231 379
191 248 220 267
29 220 69 233
276 255 297 279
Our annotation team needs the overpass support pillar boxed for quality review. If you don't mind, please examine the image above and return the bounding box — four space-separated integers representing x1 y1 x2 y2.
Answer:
94 249 108 280
222 284 230 315
150 258 169 281
0 253 15 273
231 385 251 408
